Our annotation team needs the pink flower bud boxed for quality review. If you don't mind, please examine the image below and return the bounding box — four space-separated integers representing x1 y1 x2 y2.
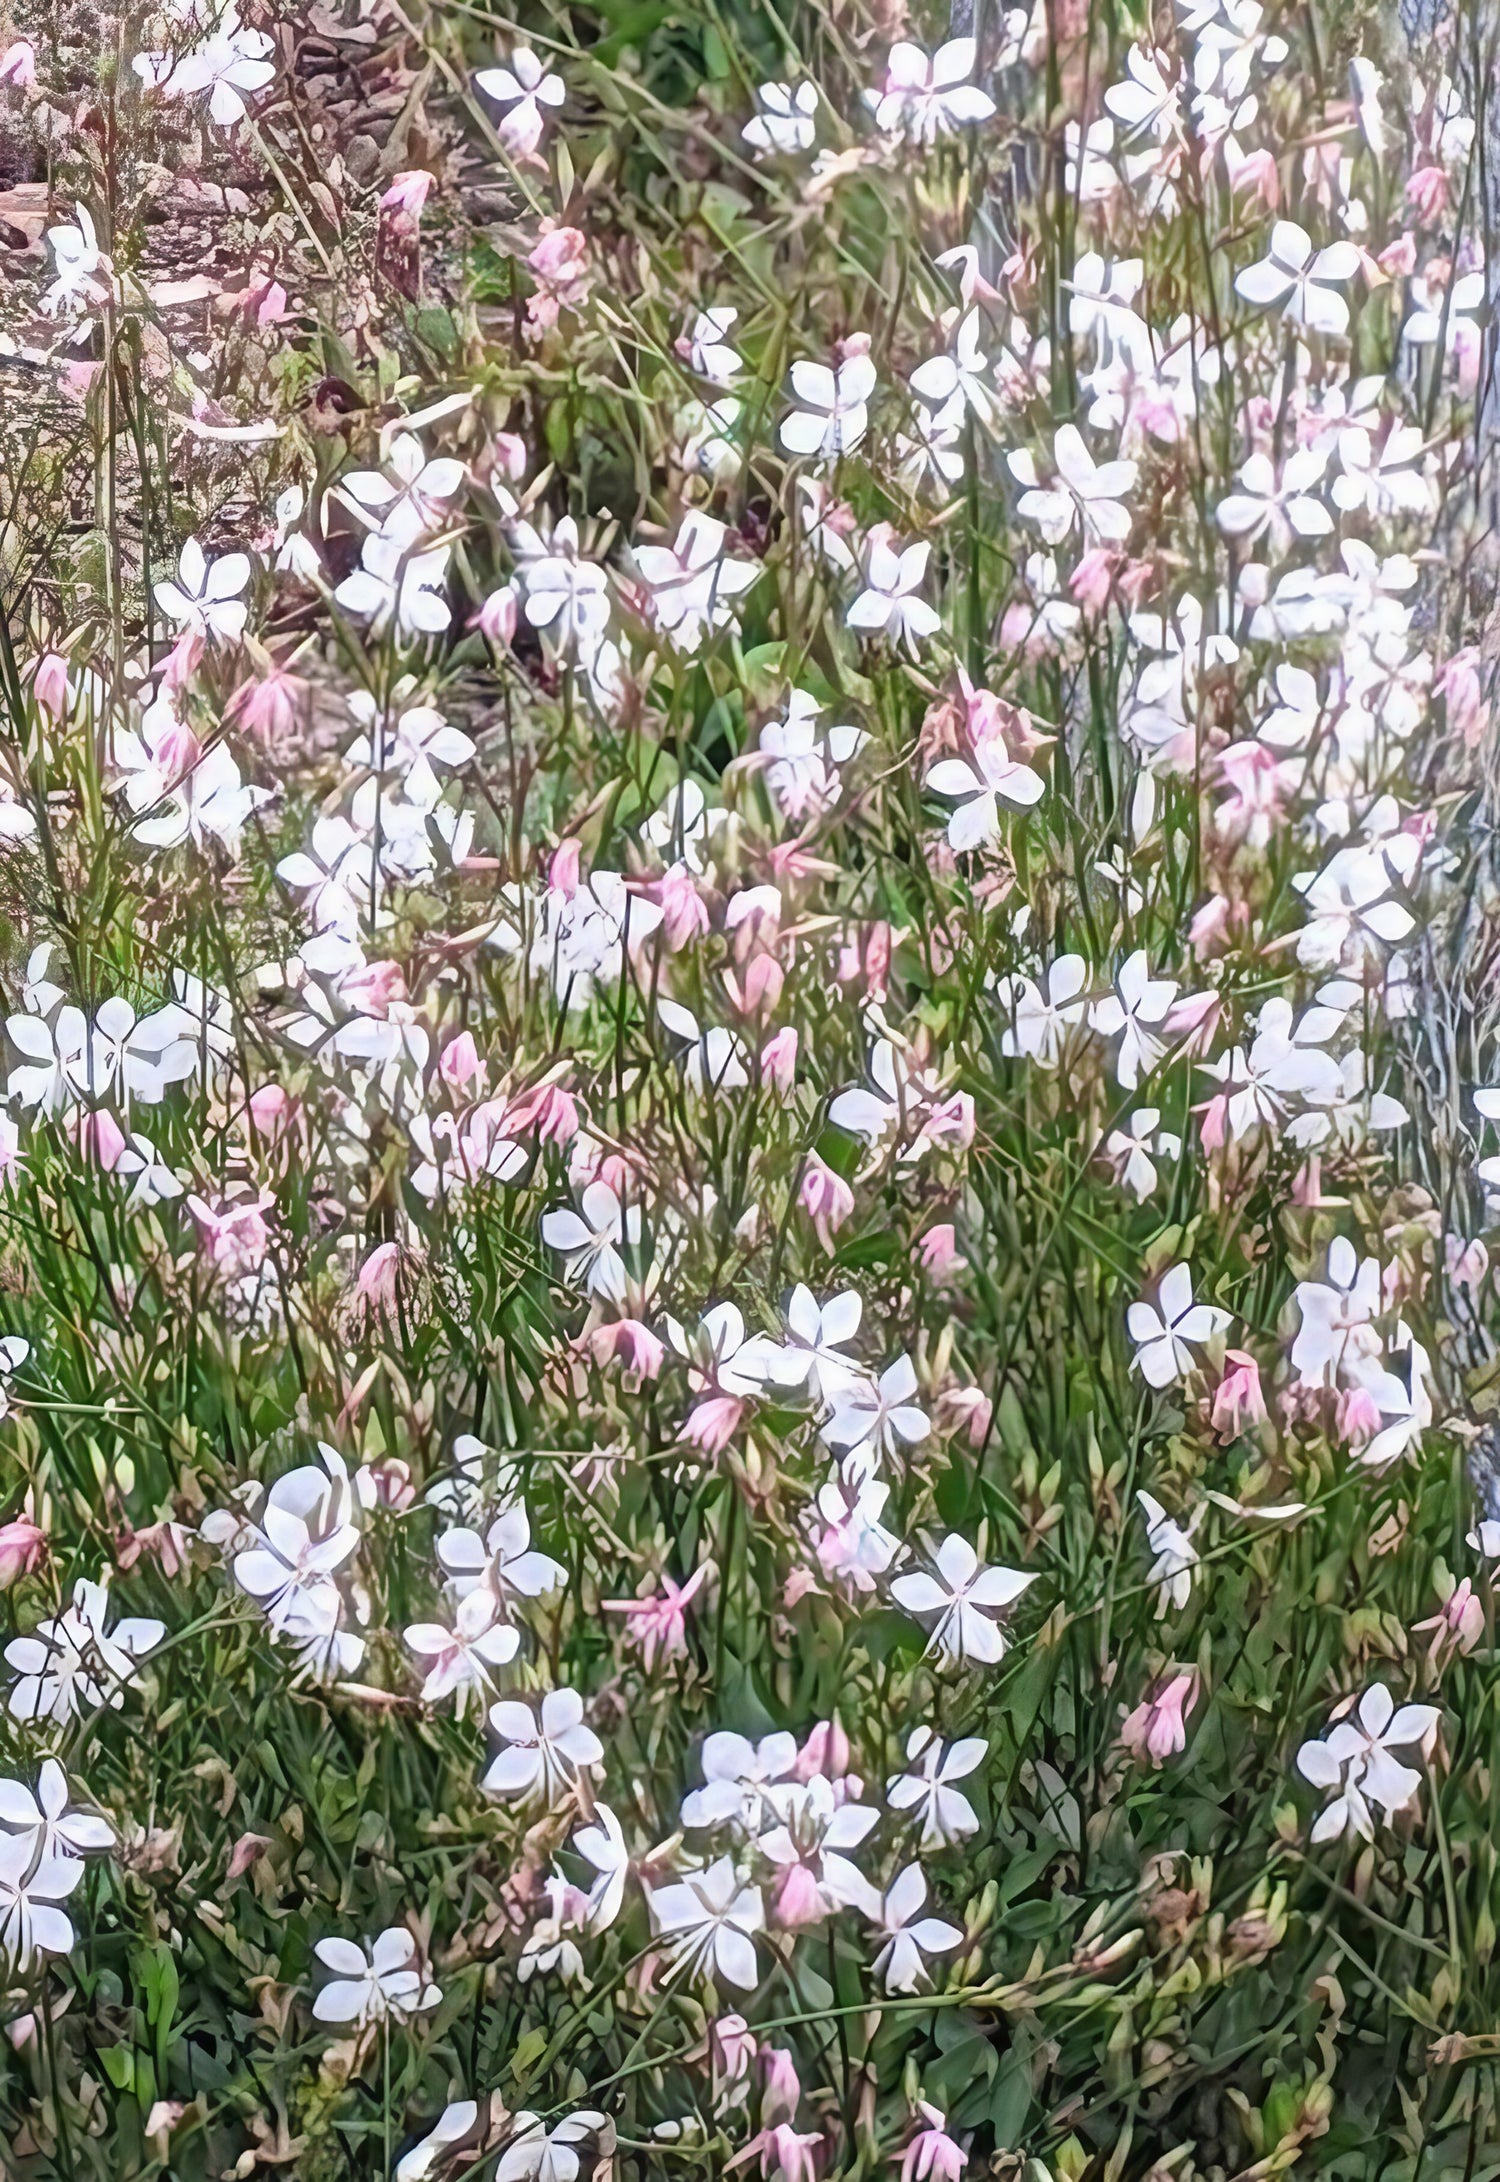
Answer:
356 1241 402 1308
492 433 528 482
589 1318 664 1381
730 952 785 1016
157 719 204 781
1407 165 1449 221
248 1083 295 1140
771 1861 825 1929
439 1030 485 1092
366 1456 416 1510
32 653 70 722
73 1109 127 1171
226 1831 272 1880
1120 1671 1195 1766
379 169 434 217
1231 147 1280 207
683 1395 744 1454
1337 1384 1382 1447
1439 649 1487 749
656 862 711 951
799 1153 854 1250
794 1718 850 1783
1069 546 1116 611
918 1223 958 1276
475 582 519 646
227 665 307 740
759 2046 802 2129
161 628 205 694
759 1025 797 1096
1212 1350 1266 1440
549 838 582 899
1377 233 1418 278
0 1518 45 1589
902 2106 966 2182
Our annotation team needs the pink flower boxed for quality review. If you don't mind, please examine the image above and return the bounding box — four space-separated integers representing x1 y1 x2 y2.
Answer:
936 1385 991 1447
771 1861 825 1929
1212 1351 1266 1441
248 1084 296 1141
491 432 528 481
526 226 589 332
72 1109 128 1171
800 1154 854 1250
380 169 434 217
187 1192 274 1278
712 2013 757 2109
726 953 785 1015
1447 1233 1489 1292
161 628 205 695
474 583 519 646
0 1518 45 1589
760 1025 798 1096
1378 233 1418 279
0 39 36 85
439 1031 485 1092
793 1719 850 1783
116 1519 191 1579
588 1317 665 1381
1069 547 1116 611
759 2047 802 2127
683 1395 745 1455
226 1831 272 1880
836 922 893 999
1415 1578 1484 1665
356 1241 403 1311
549 837 582 898
507 1081 580 1144
1407 165 1449 222
1120 1672 1195 1765
227 665 307 740
602 1562 707 1670
1336 1383 1382 1448
918 1223 959 1277
901 2105 966 2182
656 862 711 950
31 653 71 722
1439 650 1487 749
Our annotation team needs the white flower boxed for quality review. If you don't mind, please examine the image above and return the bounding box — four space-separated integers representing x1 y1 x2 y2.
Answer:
1216 449 1331 553
822 1355 929 1477
1136 1491 1201 1613
345 695 475 810
740 1283 866 1401
1292 841 1417 973
0 1836 85 1969
1104 45 1179 141
1348 1326 1434 1470
540 1181 641 1303
1403 269 1484 353
153 537 250 645
664 1301 763 1400
0 1759 114 1861
1127 1264 1229 1388
815 1476 905 1589
1234 221 1360 336
42 206 109 316
887 1727 986 1848
743 80 818 155
134 743 271 858
1296 1685 1439 1844
335 533 453 638
925 730 1045 849
780 351 878 462
6 1576 164 1725
634 512 758 653
648 1854 764 1990
339 433 466 550
866 38 996 146
497 2112 608 2182
684 306 741 385
165 22 275 126
513 516 611 651
909 310 994 426
759 691 867 820
483 1689 604 1804
572 1803 629 1931
995 954 1089 1066
1290 1236 1383 1389
1105 1109 1177 1199
891 1534 1034 1665
1009 424 1137 546
846 534 941 653
658 999 750 1094
404 1591 520 1712
233 1450 367 1638
1088 951 1178 1089
869 1864 962 1992
312 1928 440 2025
680 1729 798 1833
396 2104 482 2182
475 48 565 159
434 1502 567 1607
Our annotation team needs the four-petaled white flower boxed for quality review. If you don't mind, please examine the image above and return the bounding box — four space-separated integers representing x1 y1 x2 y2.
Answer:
1136 1491 1202 1614
635 512 758 654
165 22 276 127
1127 1264 1229 1388
6 1576 165 1724
995 955 1090 1066
866 38 996 146
497 2112 608 2182
887 1726 987 1848
926 729 1045 849
648 1853 765 1990
1089 950 1179 1089
483 1689 604 1804
847 534 941 653
1010 424 1137 546
1296 1685 1440 1844
313 1928 441 2025
891 1534 1034 1665
781 352 879 463
868 1863 963 1992
743 80 818 156
1234 221 1361 337
154 537 250 645
541 1181 641 1303
476 48 565 160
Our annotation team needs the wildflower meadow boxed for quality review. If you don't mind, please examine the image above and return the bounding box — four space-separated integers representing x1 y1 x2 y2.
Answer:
0 0 1497 2173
